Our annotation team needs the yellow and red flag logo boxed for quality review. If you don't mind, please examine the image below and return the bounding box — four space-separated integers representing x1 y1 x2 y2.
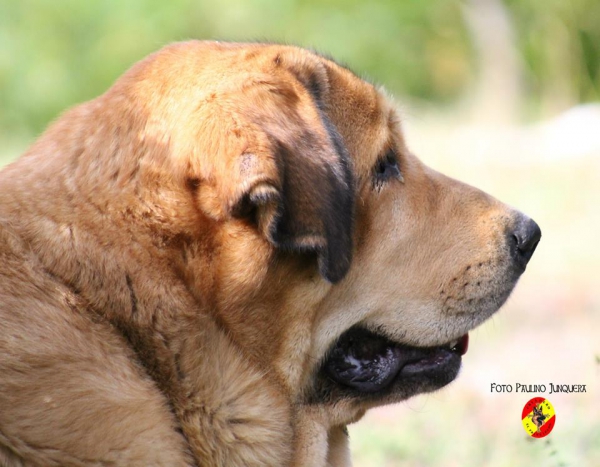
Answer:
522 397 556 438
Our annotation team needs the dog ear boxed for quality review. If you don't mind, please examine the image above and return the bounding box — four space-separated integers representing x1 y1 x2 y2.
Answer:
187 79 355 283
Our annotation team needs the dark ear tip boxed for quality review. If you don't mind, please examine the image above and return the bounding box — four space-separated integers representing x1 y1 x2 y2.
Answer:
318 254 352 284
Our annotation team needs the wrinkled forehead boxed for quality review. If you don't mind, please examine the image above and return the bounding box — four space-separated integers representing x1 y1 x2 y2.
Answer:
248 44 400 176
206 42 396 150
129 41 400 174
249 43 399 176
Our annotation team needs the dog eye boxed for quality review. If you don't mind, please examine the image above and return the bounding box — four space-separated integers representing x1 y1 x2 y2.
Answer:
373 149 402 188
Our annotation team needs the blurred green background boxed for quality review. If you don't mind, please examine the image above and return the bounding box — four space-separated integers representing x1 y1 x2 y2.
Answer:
2 1 599 466
2 0 600 149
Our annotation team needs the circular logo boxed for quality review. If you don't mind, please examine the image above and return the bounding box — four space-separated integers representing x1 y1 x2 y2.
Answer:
522 397 556 438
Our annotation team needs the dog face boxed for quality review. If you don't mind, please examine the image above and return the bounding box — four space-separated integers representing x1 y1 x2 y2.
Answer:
0 41 540 466
123 41 537 446
103 40 539 453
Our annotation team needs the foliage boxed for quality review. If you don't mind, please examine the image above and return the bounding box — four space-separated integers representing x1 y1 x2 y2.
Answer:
505 0 600 114
1 0 598 148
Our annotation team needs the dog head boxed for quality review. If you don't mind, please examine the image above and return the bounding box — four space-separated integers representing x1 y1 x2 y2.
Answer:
22 41 540 464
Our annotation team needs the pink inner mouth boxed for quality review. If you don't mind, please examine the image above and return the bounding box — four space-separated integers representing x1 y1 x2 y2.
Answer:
456 334 469 356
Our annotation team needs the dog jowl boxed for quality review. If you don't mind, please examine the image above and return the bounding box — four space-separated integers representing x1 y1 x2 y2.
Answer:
0 41 540 467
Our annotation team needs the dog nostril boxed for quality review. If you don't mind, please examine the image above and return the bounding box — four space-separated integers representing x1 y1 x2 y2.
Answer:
511 233 519 248
509 217 541 268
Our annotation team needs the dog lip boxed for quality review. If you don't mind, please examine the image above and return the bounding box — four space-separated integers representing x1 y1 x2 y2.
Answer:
400 347 459 376
396 334 467 376
322 328 469 393
399 333 468 376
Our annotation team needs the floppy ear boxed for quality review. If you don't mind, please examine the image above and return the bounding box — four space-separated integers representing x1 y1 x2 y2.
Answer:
188 79 354 283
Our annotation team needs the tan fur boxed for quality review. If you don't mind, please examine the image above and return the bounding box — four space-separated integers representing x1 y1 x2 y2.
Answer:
0 41 532 466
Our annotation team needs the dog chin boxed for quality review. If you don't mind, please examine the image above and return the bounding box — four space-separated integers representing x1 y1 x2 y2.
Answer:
309 327 466 409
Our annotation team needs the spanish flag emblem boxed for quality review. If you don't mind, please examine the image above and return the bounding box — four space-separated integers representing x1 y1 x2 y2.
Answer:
522 397 556 438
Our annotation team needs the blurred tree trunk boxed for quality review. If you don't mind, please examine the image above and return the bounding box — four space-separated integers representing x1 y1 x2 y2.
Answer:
463 0 523 124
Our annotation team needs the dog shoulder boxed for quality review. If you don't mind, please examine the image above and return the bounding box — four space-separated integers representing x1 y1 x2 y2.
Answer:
0 222 195 467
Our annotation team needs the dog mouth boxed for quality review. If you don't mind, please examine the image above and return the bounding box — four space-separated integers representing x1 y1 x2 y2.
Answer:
321 327 469 395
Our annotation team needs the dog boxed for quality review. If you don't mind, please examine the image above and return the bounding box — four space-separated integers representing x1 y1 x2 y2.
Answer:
0 41 540 467
531 404 547 433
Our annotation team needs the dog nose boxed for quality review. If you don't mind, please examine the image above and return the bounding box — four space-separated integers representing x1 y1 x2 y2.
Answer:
509 215 541 269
